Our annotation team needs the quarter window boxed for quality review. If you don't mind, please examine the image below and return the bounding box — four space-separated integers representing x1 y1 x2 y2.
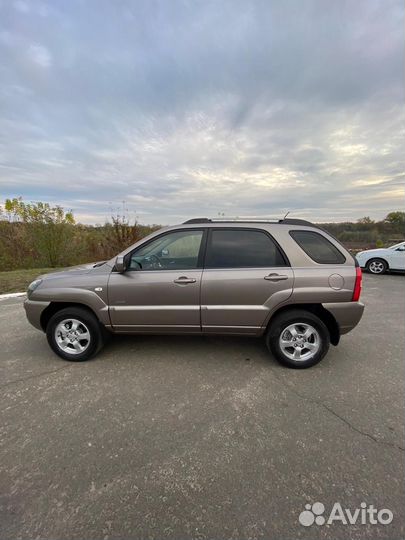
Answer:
129 230 204 270
205 229 287 268
290 230 346 264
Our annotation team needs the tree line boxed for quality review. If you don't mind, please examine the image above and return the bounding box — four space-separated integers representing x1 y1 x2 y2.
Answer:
0 198 403 271
0 198 158 271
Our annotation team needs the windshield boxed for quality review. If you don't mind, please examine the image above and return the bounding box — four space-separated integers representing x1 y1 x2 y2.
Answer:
389 241 405 249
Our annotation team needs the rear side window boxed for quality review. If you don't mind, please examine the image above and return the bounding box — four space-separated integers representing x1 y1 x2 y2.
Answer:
205 229 287 268
290 230 346 264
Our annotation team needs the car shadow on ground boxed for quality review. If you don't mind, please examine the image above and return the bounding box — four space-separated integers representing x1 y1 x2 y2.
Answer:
102 332 271 362
96 331 344 373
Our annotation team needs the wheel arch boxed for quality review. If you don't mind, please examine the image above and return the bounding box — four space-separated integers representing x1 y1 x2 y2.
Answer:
40 302 102 331
266 303 340 346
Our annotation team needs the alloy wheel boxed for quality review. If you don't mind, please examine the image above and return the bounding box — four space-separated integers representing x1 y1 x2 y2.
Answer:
368 260 385 274
54 318 91 355
279 322 320 361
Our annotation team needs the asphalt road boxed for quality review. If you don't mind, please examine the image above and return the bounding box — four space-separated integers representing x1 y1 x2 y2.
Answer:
0 274 404 540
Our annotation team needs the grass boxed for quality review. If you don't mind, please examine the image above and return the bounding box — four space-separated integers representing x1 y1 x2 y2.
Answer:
0 268 58 295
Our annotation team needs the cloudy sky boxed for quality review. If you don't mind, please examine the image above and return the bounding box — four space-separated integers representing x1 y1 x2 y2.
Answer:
0 0 403 225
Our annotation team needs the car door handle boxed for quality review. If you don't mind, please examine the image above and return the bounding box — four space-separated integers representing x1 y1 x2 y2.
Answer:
264 273 289 281
174 277 197 284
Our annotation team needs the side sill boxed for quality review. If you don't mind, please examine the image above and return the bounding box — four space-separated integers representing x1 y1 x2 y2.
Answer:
202 325 262 336
111 324 201 334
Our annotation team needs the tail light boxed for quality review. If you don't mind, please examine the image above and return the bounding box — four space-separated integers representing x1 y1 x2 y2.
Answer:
352 266 362 301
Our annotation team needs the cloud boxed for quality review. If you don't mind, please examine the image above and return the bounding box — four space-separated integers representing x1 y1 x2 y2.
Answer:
28 43 52 68
0 0 403 224
13 0 29 14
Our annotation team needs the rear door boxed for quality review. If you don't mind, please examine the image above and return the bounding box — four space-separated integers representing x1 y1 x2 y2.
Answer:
201 228 294 333
108 229 206 332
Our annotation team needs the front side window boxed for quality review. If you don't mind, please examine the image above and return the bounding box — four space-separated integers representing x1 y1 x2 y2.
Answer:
129 230 204 270
205 229 287 268
290 230 346 264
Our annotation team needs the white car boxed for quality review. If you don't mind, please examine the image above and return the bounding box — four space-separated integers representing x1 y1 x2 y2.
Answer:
356 241 405 274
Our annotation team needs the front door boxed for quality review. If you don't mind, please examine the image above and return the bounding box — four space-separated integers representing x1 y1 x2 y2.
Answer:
201 228 294 333
389 243 405 270
108 229 205 332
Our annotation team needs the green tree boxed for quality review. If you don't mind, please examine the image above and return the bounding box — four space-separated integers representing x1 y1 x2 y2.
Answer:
2 198 75 267
4 198 74 225
384 211 405 230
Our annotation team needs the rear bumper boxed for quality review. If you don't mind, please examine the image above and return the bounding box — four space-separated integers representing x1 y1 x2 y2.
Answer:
322 301 365 335
24 299 50 331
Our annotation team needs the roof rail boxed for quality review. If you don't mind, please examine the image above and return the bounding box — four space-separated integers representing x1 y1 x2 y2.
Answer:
183 218 212 224
183 216 281 224
280 218 314 226
183 217 315 226
213 216 282 223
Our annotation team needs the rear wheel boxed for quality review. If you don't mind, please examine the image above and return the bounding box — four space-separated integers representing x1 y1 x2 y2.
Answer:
46 307 104 361
266 310 330 368
366 258 388 275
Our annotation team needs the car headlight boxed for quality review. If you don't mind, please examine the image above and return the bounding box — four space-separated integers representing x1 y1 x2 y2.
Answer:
27 279 42 296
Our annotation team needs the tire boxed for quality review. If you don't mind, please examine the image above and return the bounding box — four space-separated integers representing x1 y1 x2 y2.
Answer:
46 307 105 361
366 258 388 275
266 309 330 369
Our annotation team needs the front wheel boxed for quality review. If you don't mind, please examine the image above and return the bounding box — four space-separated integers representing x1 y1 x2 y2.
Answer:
46 307 105 361
366 258 388 275
266 310 330 369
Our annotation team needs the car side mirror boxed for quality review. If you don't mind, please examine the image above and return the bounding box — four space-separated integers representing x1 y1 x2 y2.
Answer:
115 255 127 273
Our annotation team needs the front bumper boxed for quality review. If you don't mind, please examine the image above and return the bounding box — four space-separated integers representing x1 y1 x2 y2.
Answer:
323 301 365 335
355 256 367 268
24 299 50 331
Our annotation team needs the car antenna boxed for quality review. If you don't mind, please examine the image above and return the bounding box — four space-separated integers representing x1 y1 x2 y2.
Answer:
283 211 290 220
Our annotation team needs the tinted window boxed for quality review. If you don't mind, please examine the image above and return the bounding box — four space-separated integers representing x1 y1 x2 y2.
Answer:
290 230 346 264
205 229 286 268
129 230 203 270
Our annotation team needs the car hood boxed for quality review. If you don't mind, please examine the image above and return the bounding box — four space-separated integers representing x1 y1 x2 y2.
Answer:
38 262 105 280
357 248 387 256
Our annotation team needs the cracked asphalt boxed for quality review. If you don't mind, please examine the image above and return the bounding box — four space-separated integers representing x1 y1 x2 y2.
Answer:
0 273 404 540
